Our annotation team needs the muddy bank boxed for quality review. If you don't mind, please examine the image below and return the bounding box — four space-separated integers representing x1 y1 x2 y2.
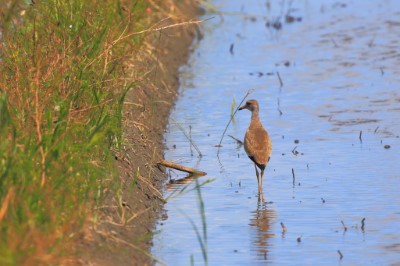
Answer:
76 2 202 265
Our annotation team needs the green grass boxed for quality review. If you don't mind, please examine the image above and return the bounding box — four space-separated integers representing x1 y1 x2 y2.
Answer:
0 0 156 264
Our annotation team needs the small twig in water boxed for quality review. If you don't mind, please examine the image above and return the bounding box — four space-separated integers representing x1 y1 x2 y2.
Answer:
341 220 347 232
276 71 283 88
337 250 343 260
359 130 363 143
292 168 295 187
361 217 366 231
277 97 283 115
171 118 202 157
229 43 234 55
228 135 243 145
280 222 287 234
374 126 379 134
217 89 253 155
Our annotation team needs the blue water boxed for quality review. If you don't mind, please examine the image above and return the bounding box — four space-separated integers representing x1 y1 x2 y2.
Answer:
152 1 400 265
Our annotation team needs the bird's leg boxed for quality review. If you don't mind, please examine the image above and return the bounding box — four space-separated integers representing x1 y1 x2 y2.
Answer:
260 169 265 190
258 190 265 203
254 163 260 187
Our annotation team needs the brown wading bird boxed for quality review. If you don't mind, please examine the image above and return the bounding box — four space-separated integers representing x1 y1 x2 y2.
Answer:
239 100 272 193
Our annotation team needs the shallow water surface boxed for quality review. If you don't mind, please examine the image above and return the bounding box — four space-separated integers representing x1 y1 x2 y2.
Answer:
152 1 400 265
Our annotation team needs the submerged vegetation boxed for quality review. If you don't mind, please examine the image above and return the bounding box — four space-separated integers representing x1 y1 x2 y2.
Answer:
0 0 194 264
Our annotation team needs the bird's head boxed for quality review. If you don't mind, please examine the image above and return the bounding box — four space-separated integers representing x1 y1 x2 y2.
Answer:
239 99 259 112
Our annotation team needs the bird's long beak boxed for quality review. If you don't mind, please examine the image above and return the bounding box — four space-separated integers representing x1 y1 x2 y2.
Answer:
238 104 246 111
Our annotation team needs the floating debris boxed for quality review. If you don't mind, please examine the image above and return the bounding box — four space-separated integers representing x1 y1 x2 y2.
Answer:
229 43 234 55
359 130 363 143
384 145 391 149
285 15 302 23
265 19 282 30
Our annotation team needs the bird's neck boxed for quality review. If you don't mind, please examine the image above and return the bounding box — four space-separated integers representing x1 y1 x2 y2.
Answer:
250 110 262 127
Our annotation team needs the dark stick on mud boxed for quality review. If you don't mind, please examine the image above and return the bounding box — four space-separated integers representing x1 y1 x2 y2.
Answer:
276 71 283 88
337 250 343 260
359 130 362 143
361 217 366 231
217 89 253 155
292 168 295 187
158 159 207 176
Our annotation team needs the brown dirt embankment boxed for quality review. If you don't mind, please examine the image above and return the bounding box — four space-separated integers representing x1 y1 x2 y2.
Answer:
77 1 203 265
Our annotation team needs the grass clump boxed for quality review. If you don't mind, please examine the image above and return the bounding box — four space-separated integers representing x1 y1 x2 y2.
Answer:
0 0 152 264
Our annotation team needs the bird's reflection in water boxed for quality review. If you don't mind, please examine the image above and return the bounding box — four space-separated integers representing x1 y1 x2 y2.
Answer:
249 195 276 262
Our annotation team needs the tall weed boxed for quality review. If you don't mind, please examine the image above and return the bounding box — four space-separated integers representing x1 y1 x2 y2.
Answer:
0 0 149 263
